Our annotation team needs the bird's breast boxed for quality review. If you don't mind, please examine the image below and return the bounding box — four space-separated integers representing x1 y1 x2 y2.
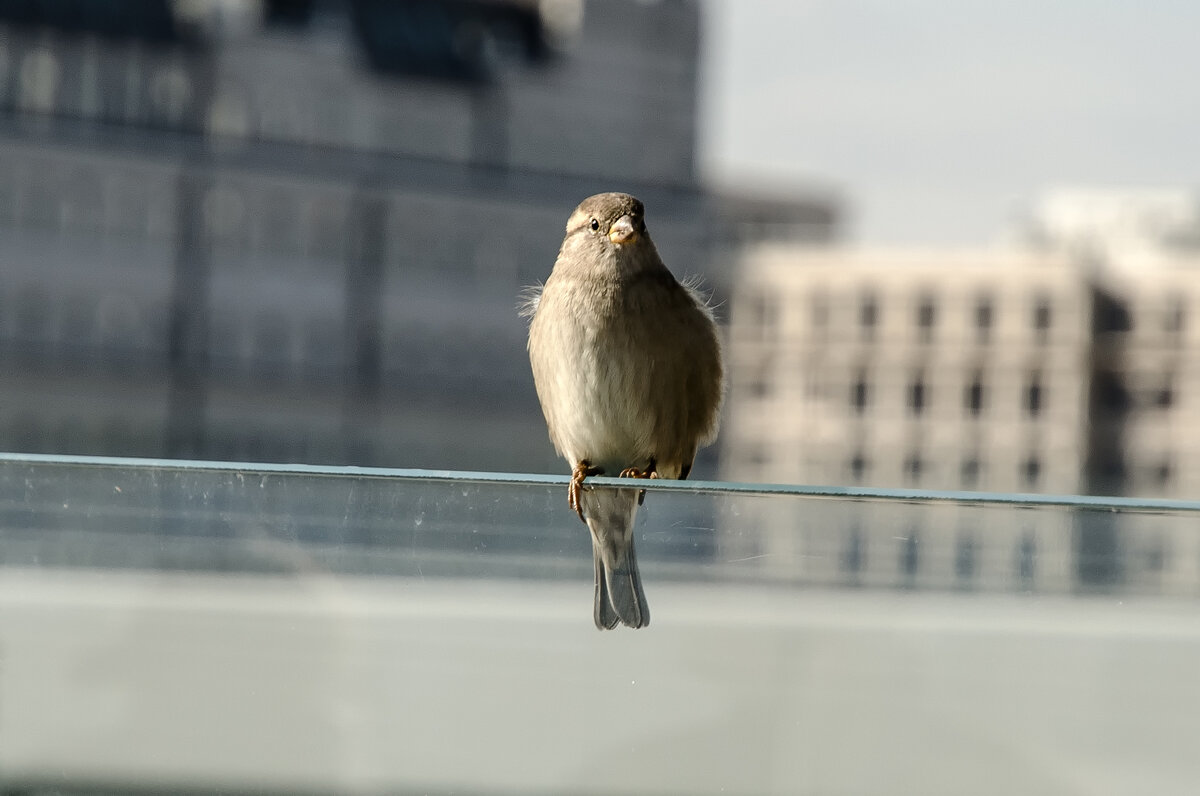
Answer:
532 283 664 472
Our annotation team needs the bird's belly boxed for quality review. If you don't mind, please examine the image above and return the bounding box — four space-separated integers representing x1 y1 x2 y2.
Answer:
550 350 659 474
563 401 654 472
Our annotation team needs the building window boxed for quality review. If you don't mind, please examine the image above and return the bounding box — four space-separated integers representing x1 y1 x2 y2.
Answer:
1155 373 1175 409
746 291 777 339
974 295 993 345
841 525 865 575
955 531 977 583
849 452 869 483
900 530 920 580
1025 372 1043 417
1016 531 1036 586
1153 459 1173 488
859 293 878 341
916 293 936 344
904 452 924 484
908 370 927 416
960 457 982 488
1033 295 1052 344
1094 293 1131 334
964 370 985 417
748 366 770 399
851 370 869 414
1021 454 1042 488
742 444 768 468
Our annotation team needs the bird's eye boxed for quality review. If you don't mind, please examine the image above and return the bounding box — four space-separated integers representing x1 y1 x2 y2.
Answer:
589 218 600 232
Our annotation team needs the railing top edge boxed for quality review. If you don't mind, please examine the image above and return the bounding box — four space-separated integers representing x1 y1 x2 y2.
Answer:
1 452 1197 513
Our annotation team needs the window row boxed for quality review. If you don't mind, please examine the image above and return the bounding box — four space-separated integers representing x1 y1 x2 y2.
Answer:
0 178 548 288
845 451 1176 492
742 289 1193 342
848 452 1048 489
838 524 1040 587
0 168 356 260
3 43 203 125
845 291 1056 345
850 369 1048 419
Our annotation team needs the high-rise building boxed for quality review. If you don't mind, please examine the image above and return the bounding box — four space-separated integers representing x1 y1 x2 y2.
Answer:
0 1 836 473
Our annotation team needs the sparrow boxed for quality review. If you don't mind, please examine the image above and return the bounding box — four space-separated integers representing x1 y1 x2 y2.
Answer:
522 192 724 629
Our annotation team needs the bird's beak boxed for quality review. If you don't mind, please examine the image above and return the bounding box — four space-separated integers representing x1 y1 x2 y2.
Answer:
608 215 638 245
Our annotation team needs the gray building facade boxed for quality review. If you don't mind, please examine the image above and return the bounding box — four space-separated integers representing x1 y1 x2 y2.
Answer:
0 1 837 473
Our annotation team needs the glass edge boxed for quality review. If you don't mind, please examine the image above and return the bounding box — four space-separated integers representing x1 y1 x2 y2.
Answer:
0 451 1197 513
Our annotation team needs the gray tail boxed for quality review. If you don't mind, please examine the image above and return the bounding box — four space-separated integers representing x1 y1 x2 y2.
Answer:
582 486 650 630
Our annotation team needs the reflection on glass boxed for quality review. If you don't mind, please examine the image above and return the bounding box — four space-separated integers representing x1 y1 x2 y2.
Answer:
2 453 1199 795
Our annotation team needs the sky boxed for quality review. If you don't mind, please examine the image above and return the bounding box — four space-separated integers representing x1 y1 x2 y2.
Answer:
699 0 1200 245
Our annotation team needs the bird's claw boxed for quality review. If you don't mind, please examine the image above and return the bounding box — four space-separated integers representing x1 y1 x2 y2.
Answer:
618 458 657 505
569 460 603 523
618 457 658 480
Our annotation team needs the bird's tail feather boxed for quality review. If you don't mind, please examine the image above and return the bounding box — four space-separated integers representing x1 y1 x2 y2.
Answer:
594 554 620 630
582 486 650 630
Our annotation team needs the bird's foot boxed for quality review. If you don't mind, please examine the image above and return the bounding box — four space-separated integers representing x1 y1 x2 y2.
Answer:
569 460 604 523
618 458 657 505
618 457 658 480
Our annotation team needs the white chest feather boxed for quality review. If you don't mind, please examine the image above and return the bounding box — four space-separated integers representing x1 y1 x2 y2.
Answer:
531 285 661 471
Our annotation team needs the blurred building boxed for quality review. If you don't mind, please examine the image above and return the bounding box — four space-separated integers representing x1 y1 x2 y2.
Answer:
1022 187 1200 259
724 247 1089 495
1021 188 1200 499
720 246 1088 594
0 0 836 473
721 189 1200 593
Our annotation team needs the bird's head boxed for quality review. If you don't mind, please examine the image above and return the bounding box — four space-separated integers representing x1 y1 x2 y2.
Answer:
559 192 656 272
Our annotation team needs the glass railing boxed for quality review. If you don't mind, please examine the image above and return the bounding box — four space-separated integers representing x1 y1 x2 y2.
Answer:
2 452 1198 795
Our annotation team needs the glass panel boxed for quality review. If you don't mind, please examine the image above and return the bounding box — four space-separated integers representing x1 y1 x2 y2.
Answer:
2 453 1199 795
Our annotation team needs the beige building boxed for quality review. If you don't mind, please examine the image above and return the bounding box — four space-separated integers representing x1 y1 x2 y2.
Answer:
1087 253 1200 594
724 247 1090 494
1023 189 1200 500
720 228 1200 595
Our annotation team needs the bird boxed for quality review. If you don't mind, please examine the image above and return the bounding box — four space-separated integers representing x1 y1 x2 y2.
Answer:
522 192 724 630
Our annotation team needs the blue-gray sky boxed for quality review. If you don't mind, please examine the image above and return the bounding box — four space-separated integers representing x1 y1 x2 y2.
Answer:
700 0 1200 244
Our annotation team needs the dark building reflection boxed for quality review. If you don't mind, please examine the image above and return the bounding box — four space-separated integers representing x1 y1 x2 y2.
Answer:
0 0 837 473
